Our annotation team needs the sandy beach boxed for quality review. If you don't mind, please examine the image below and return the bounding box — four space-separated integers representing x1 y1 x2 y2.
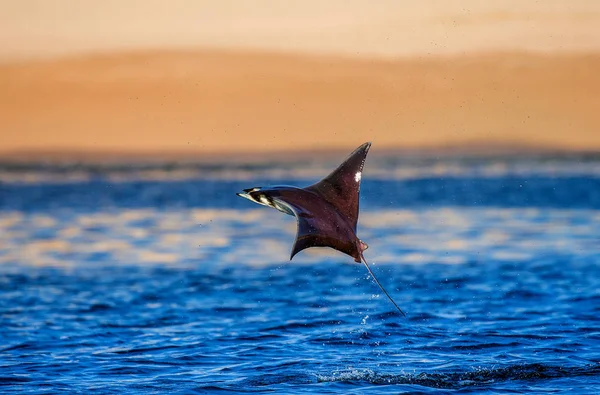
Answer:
1 50 599 156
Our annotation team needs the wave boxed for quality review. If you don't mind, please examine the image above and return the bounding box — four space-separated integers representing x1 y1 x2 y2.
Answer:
316 363 600 389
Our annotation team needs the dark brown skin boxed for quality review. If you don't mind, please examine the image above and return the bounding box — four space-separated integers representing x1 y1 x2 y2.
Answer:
247 185 364 262
237 142 405 316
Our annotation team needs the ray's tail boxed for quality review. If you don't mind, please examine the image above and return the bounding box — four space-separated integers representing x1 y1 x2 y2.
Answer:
359 252 406 316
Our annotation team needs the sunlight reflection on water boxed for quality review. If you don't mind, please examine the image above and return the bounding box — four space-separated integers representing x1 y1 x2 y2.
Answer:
2 207 599 268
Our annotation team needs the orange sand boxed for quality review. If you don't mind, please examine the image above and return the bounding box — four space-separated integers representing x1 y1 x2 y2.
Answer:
1 50 599 156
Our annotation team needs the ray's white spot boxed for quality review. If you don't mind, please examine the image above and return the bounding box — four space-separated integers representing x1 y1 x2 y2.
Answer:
354 171 362 183
259 195 271 206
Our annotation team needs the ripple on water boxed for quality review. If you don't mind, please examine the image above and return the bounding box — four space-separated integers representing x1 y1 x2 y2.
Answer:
1 159 600 393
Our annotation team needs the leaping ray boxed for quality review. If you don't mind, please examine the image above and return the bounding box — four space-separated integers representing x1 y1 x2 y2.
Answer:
237 142 405 316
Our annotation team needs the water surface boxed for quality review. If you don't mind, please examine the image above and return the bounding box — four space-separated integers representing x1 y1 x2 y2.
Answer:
1 152 599 393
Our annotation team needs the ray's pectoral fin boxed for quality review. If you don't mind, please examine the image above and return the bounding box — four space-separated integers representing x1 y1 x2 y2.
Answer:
285 204 362 262
305 142 371 233
276 142 372 263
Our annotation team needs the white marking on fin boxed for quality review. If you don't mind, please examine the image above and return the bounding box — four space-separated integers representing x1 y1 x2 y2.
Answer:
259 195 270 206
355 171 362 183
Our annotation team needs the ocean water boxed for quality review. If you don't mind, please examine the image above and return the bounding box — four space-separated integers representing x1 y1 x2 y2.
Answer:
1 152 599 394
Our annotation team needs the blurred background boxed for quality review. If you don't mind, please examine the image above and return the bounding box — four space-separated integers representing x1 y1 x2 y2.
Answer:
1 1 600 393
1 0 600 154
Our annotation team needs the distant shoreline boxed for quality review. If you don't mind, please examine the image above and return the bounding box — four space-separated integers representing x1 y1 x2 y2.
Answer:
2 142 599 165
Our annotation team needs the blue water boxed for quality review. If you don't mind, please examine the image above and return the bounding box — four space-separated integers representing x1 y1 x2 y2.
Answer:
1 152 599 393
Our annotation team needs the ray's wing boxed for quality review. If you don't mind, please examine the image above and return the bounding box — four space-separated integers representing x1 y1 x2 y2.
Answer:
272 188 405 314
305 142 371 233
272 189 363 262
